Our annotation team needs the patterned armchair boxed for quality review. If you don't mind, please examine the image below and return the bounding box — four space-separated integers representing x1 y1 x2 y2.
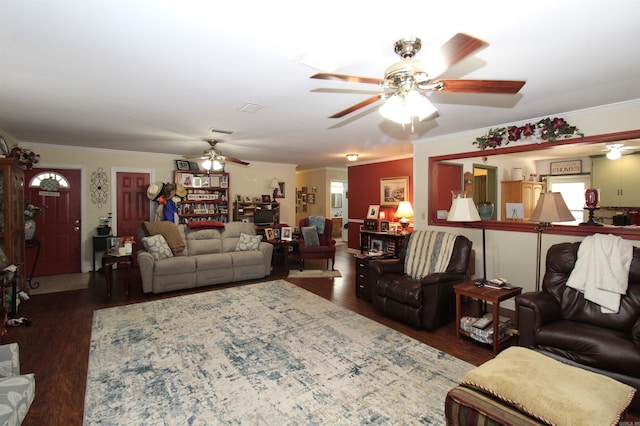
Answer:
298 217 336 271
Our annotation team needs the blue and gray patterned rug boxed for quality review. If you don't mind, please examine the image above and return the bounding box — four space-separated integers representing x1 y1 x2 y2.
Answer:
84 280 473 425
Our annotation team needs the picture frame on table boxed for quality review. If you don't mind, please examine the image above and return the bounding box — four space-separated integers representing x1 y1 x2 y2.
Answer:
262 194 271 202
281 227 292 241
380 220 390 233
274 228 281 240
175 160 190 171
243 196 252 202
366 204 380 219
380 176 409 206
264 228 274 241
370 239 383 252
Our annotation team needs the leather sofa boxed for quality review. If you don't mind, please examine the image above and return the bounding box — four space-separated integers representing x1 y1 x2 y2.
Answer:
137 221 273 294
516 241 640 411
369 233 472 330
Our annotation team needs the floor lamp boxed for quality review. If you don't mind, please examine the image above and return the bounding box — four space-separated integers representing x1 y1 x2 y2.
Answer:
447 197 484 279
529 192 574 291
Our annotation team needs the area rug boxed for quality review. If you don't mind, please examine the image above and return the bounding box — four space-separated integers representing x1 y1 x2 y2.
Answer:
287 269 342 278
84 280 473 424
28 272 90 295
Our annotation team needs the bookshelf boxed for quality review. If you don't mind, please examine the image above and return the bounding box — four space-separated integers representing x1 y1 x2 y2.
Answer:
174 171 230 224
233 201 279 226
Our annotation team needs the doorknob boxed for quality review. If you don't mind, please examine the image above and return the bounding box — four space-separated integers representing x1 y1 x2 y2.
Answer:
74 226 80 231
75 219 80 225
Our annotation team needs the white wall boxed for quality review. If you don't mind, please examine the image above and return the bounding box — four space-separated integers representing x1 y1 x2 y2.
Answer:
22 143 296 272
413 100 640 298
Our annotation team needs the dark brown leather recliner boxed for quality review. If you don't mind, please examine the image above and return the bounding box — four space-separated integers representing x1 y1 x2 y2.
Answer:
369 234 472 330
516 242 640 412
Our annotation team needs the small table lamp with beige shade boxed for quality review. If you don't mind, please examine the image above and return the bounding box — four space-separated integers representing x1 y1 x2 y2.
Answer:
394 201 414 235
529 192 575 291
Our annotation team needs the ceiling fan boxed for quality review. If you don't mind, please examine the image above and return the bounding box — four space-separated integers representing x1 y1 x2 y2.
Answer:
603 143 640 160
311 33 526 130
183 140 250 170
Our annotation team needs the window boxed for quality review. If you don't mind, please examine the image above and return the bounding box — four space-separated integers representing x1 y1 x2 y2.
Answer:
547 175 591 225
28 172 69 189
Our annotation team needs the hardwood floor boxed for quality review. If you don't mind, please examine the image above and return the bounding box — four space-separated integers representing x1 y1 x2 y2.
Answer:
5 243 636 424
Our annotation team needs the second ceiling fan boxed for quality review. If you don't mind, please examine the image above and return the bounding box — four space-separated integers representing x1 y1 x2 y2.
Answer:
311 33 526 129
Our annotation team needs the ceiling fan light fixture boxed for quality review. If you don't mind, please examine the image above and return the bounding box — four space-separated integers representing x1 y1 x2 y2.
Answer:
606 146 622 160
346 153 359 161
203 156 225 171
379 90 437 124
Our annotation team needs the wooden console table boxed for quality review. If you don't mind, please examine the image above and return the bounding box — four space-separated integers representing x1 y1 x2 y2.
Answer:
359 230 408 256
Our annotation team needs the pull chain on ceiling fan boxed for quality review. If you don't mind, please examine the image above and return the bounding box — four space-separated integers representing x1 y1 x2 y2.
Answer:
311 33 526 132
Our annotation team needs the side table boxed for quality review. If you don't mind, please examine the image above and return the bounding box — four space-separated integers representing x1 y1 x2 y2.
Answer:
355 255 373 301
102 251 133 300
93 235 111 272
454 281 522 354
268 240 298 272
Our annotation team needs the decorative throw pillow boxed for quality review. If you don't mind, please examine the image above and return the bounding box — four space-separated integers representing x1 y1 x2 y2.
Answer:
301 226 320 247
141 234 173 260
143 221 186 254
187 220 226 229
235 232 262 251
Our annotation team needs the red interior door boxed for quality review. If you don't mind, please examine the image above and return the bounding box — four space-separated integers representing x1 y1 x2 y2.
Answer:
116 172 150 246
25 168 82 276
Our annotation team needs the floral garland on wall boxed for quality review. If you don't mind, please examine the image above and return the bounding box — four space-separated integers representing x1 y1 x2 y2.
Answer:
473 117 584 150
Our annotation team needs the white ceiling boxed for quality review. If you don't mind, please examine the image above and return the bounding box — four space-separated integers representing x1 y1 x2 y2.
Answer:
1 1 639 169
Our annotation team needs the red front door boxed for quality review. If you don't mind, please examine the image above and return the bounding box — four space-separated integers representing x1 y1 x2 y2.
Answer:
116 172 150 246
25 168 82 276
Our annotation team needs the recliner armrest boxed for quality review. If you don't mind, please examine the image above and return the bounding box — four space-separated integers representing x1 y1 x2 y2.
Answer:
420 271 466 285
516 291 561 348
368 258 404 276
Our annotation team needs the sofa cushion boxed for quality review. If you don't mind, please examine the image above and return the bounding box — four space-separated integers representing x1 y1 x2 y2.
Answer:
185 228 223 255
143 221 186 254
152 256 196 276
222 221 257 239
141 235 173 260
193 253 233 270
229 250 266 267
235 233 262 251
186 220 225 229
301 226 320 247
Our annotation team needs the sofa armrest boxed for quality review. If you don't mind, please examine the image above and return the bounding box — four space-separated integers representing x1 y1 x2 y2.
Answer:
516 291 561 348
258 242 274 275
136 250 155 294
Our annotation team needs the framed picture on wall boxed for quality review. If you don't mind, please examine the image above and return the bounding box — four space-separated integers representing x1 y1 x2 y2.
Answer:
175 160 190 171
380 176 409 206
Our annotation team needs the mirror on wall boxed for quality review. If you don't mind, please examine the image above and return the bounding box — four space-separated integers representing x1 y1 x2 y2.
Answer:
428 130 640 239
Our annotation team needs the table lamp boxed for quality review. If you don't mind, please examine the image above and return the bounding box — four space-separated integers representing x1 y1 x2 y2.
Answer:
447 196 485 279
270 178 279 200
529 192 574 291
395 201 414 235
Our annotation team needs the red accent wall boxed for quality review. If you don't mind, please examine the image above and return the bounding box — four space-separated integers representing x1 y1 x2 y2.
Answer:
347 158 413 250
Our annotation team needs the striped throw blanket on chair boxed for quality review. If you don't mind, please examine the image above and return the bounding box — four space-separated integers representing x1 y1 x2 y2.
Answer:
404 230 457 279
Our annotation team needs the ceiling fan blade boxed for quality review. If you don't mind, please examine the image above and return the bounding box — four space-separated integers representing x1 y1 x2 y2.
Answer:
222 156 250 166
433 79 525 94
311 73 384 86
328 94 384 118
183 154 206 159
419 33 489 78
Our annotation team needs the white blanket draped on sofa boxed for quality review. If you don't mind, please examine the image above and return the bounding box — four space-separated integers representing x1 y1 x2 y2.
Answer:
566 233 633 313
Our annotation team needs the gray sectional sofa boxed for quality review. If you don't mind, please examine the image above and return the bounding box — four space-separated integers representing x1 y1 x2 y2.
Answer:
137 221 273 294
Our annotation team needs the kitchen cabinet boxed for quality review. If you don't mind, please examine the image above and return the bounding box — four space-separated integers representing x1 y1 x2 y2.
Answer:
592 154 640 207
500 180 544 221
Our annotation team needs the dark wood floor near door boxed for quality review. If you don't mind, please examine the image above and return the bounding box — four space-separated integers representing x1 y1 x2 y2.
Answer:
6 243 638 425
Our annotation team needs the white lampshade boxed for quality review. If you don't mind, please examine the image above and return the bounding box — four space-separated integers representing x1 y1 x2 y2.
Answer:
606 147 622 160
529 192 574 225
269 178 279 189
447 198 481 222
395 201 414 220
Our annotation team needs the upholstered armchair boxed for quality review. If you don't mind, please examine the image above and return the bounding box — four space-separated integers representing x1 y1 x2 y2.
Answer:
298 217 336 270
516 241 640 411
369 230 472 330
